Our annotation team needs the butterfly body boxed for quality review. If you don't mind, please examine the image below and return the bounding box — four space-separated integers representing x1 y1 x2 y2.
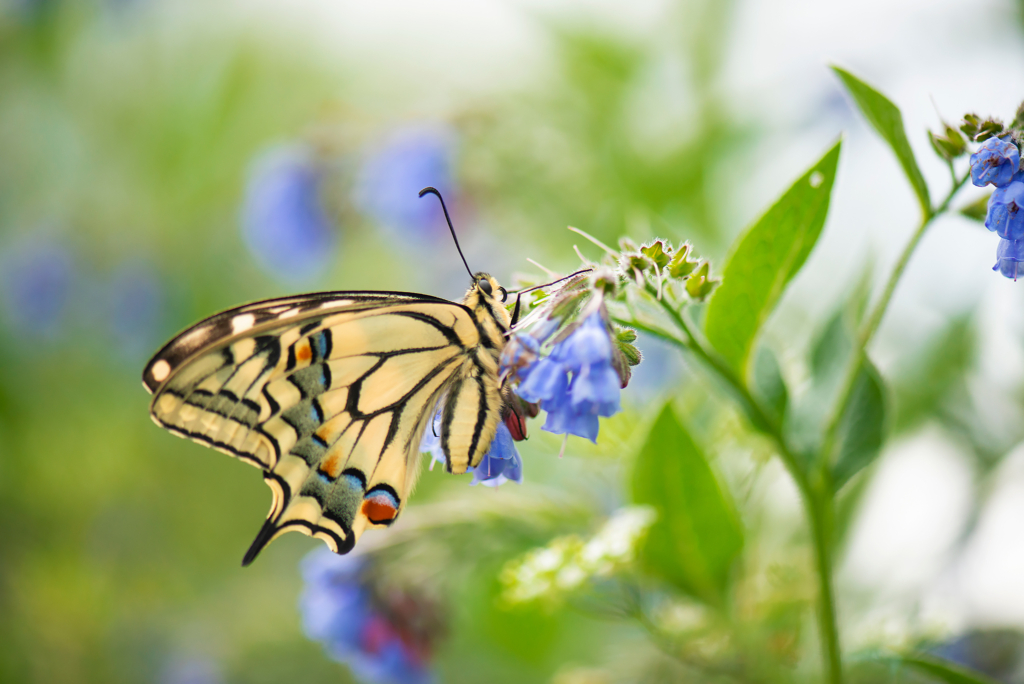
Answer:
143 274 511 563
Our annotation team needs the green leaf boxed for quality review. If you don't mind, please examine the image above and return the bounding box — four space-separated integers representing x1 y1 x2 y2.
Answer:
832 358 887 490
889 654 1004 684
812 310 853 382
704 141 841 377
631 404 743 605
959 194 990 223
752 345 788 424
890 316 974 433
832 66 931 213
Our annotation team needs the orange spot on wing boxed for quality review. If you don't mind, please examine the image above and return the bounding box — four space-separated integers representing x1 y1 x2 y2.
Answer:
320 452 343 478
296 342 313 363
362 498 397 524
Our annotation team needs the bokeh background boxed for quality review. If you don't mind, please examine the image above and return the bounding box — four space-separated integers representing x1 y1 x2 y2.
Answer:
3 0 1024 682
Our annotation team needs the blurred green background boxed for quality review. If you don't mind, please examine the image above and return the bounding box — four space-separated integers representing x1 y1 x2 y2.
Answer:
3 1 1024 683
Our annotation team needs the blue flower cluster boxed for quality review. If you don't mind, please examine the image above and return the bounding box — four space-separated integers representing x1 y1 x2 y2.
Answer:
970 137 1024 279
420 410 522 487
503 311 622 442
241 144 337 284
300 550 436 684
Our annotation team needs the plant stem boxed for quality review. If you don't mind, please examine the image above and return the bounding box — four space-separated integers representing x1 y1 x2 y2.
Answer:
804 167 970 683
622 299 846 682
618 169 970 684
809 489 843 684
820 169 971 466
630 286 807 487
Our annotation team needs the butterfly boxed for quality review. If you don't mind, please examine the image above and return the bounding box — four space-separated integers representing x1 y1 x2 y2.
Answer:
142 188 531 565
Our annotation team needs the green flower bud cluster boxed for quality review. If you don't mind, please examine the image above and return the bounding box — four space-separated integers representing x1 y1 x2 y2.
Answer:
614 237 718 300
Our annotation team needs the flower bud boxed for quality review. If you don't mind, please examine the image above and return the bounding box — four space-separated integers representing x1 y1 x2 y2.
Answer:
684 261 719 301
962 113 981 138
930 125 967 161
668 243 699 279
976 119 1006 142
640 240 672 270
588 266 619 297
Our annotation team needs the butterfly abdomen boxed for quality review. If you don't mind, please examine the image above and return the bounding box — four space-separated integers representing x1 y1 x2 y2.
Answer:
440 358 502 474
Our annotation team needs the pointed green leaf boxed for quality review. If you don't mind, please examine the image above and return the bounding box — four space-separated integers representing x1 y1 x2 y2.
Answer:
832 66 931 213
631 404 743 605
832 358 887 490
959 194 990 223
705 141 841 377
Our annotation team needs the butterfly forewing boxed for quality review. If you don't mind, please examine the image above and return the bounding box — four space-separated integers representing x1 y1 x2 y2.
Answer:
144 290 504 563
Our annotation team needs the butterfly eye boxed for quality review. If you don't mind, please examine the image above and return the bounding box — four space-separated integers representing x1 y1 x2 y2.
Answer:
478 278 493 296
498 287 508 303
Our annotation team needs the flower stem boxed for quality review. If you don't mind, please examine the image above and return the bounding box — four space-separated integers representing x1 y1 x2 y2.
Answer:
809 488 843 684
860 170 969 347
621 298 846 682
820 169 971 467
627 286 808 490
805 167 970 683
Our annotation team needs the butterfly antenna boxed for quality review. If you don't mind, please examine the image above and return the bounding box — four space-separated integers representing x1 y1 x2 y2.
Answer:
507 268 592 327
419 187 473 280
507 268 592 296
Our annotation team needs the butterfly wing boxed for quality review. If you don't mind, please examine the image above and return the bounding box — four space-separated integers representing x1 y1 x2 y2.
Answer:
143 290 498 564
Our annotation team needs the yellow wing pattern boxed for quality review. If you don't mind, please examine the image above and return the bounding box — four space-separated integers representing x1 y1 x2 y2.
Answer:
142 289 505 564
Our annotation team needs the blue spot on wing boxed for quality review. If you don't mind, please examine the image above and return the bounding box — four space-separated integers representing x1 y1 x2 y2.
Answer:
311 331 329 360
341 473 364 493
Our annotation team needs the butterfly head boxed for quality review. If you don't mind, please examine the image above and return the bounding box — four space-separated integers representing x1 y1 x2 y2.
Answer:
464 272 512 332
471 272 507 304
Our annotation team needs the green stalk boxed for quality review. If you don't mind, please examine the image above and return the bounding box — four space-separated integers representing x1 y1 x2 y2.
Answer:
819 169 970 470
809 488 842 684
622 294 845 683
633 286 804 483
625 164 967 681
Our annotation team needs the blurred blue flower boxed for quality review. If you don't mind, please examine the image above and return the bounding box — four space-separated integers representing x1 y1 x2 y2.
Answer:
241 144 337 284
993 238 1024 280
420 411 444 467
0 240 75 339
985 175 1024 241
970 137 1020 188
354 126 457 242
931 628 1024 683
104 261 165 358
511 312 621 442
300 550 436 684
499 316 561 380
420 410 522 487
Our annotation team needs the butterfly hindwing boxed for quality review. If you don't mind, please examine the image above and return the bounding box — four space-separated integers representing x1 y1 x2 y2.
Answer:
144 289 506 563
